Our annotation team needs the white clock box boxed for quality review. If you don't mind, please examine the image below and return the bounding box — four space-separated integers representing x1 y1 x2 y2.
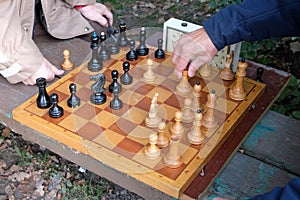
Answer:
162 18 241 71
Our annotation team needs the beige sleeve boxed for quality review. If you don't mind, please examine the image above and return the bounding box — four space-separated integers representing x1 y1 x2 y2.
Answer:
63 0 96 7
0 1 43 84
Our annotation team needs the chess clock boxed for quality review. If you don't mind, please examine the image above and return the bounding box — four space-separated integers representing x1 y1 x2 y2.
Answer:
162 18 241 71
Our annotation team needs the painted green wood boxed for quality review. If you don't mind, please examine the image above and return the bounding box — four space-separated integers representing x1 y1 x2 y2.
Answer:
202 153 298 200
242 111 300 176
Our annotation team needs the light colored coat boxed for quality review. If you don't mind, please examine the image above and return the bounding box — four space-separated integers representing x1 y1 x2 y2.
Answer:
0 0 95 84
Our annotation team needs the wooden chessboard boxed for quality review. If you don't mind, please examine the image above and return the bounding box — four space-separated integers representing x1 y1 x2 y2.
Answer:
12 46 265 198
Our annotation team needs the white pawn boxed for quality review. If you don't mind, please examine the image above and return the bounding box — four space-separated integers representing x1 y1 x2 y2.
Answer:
145 133 161 160
199 63 211 77
157 121 169 148
143 59 156 82
181 98 194 123
170 110 185 138
187 109 205 145
145 94 161 128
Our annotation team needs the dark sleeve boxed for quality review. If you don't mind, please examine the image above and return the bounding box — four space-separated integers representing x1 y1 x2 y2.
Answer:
203 0 300 50
250 178 300 200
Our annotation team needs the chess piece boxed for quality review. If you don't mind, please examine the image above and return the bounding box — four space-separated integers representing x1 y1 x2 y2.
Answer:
181 98 194 123
154 39 165 59
144 133 161 160
61 49 74 70
191 81 203 112
99 32 111 61
170 110 185 138
199 63 211 77
157 121 169 148
117 21 129 47
126 40 138 61
36 77 51 109
108 29 120 55
120 61 133 85
163 134 183 168
229 59 248 101
136 27 149 56
187 109 205 145
90 74 107 105
109 70 122 93
110 87 123 110
67 83 80 108
143 59 156 82
49 93 64 118
201 90 218 134
255 67 264 83
175 69 192 97
220 52 235 81
145 93 161 128
88 32 103 72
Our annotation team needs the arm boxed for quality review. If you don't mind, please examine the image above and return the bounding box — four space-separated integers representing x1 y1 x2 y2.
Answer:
0 1 64 85
204 0 300 50
172 0 300 78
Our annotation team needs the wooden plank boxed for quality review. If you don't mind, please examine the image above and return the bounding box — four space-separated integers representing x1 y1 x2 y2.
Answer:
242 110 300 175
202 153 298 199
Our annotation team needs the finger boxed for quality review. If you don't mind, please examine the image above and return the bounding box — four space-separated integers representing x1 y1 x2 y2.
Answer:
188 58 203 77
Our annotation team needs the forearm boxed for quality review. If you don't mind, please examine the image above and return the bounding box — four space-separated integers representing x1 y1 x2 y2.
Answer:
0 0 43 84
203 0 300 50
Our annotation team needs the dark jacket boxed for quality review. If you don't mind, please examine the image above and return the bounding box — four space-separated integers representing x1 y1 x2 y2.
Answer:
203 0 300 50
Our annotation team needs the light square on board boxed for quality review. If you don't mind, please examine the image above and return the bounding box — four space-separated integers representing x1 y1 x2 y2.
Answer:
93 129 125 150
58 114 88 133
146 87 173 103
132 148 163 169
91 110 119 129
119 90 144 106
158 103 179 122
121 106 148 125
25 102 48 117
202 81 228 97
127 126 155 145
215 97 238 115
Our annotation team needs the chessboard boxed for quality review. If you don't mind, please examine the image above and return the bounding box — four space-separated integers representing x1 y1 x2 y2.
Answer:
12 39 265 198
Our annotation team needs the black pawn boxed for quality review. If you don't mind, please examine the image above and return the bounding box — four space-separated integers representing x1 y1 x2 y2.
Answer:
155 39 165 59
117 21 129 47
67 83 80 108
136 27 149 56
255 67 264 83
126 40 138 61
120 62 133 85
110 87 123 110
88 32 103 72
109 36 120 55
109 70 122 93
36 77 51 109
49 93 64 118
99 32 111 61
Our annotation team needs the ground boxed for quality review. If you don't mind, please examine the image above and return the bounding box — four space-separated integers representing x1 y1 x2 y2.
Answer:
1 0 300 199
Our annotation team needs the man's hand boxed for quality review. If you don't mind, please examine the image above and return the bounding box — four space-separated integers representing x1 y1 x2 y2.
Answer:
172 28 218 79
22 58 64 85
78 3 113 27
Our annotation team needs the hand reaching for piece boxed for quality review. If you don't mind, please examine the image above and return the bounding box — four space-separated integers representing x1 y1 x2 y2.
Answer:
172 28 218 79
78 3 113 27
22 58 64 85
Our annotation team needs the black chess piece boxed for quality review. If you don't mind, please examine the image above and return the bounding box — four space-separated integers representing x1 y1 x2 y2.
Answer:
109 70 122 93
155 38 165 59
99 32 111 61
67 83 80 108
255 67 264 83
110 87 123 110
88 32 103 72
49 93 64 118
36 77 51 109
108 34 120 55
117 21 129 47
126 40 138 61
136 27 149 56
90 74 107 105
120 61 133 85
